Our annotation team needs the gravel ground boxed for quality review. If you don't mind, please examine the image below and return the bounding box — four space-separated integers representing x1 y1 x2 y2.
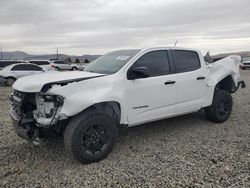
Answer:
0 71 249 187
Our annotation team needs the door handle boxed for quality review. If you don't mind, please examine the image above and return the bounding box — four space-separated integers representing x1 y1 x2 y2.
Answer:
197 76 206 80
164 80 176 85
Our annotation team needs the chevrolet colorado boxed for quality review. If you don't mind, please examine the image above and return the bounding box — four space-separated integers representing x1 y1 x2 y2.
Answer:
9 47 245 163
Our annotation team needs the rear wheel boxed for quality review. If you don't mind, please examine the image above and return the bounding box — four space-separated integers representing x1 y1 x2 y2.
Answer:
205 89 232 123
55 67 60 71
6 77 16 86
64 110 118 163
72 67 77 71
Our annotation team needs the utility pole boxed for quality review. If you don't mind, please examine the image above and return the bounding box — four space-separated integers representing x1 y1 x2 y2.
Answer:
56 48 59 60
0 46 2 60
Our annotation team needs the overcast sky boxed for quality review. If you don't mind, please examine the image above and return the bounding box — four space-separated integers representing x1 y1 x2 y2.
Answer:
0 0 249 55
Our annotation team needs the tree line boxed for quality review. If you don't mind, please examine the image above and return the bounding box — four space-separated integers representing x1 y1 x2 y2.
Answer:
65 57 90 63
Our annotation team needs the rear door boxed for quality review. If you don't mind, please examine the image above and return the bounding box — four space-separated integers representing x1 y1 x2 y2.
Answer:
171 50 208 114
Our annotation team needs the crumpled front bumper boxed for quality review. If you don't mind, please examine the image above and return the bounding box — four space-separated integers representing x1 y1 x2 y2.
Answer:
9 109 35 140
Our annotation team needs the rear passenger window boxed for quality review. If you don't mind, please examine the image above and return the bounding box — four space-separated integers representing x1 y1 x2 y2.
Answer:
173 50 200 73
132 51 170 77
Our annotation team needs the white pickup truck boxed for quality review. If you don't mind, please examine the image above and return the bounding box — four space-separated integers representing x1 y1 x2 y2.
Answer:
9 47 245 163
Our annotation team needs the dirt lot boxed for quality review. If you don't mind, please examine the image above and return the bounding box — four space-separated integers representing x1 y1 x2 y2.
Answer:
0 71 249 187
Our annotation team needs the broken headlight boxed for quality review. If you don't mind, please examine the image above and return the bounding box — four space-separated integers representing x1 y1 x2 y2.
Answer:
41 94 64 106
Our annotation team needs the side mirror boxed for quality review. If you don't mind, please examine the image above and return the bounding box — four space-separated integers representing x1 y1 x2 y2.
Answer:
127 67 149 80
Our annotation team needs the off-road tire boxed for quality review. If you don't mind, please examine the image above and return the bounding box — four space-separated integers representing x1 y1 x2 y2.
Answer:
205 89 232 123
64 110 118 163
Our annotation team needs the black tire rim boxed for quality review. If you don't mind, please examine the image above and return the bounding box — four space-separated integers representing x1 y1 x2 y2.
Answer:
217 100 230 119
81 124 110 155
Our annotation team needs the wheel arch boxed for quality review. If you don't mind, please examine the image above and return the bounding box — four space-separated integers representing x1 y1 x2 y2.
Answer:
87 101 121 123
215 75 237 93
69 101 124 126
203 74 236 107
4 76 16 80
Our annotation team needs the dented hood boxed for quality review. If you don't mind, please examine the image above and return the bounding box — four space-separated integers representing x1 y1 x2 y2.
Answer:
13 71 104 93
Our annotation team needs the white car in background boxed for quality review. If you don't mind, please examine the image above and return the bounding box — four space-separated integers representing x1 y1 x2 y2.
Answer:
240 61 250 70
28 60 79 71
0 63 44 86
50 60 78 71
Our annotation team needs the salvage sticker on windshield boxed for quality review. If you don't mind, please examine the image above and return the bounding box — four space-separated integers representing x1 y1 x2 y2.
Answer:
116 56 130 60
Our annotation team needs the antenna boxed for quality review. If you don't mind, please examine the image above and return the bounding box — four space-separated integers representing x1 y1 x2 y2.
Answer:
173 41 178 47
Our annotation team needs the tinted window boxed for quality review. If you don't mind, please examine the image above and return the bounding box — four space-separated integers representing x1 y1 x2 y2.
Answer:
173 50 200 73
131 50 170 77
11 64 27 71
25 64 43 71
30 61 50 65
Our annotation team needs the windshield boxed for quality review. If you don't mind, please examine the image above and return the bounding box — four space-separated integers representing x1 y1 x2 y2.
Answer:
84 49 140 74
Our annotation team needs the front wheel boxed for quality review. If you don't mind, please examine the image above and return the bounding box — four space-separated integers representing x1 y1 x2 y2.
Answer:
6 77 16 86
205 89 232 123
72 67 77 71
64 110 118 163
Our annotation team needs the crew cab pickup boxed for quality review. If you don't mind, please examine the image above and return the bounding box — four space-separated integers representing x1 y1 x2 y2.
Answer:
9 47 245 163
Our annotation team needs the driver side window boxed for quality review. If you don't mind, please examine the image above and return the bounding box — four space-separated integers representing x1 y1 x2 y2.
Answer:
131 50 170 77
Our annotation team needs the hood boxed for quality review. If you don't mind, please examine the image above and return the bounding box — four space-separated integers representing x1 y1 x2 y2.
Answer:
13 71 105 92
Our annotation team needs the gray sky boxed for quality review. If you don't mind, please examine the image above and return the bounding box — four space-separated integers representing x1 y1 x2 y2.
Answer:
0 0 249 55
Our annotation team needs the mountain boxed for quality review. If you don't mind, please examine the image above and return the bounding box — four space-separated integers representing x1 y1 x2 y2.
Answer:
0 51 101 62
1 51 29 59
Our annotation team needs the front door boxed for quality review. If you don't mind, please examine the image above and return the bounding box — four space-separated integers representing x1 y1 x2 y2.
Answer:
125 50 177 126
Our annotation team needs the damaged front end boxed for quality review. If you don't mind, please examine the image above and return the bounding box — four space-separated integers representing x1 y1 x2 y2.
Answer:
9 90 68 144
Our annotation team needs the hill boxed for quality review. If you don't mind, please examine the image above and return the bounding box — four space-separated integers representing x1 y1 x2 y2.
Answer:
0 51 101 62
